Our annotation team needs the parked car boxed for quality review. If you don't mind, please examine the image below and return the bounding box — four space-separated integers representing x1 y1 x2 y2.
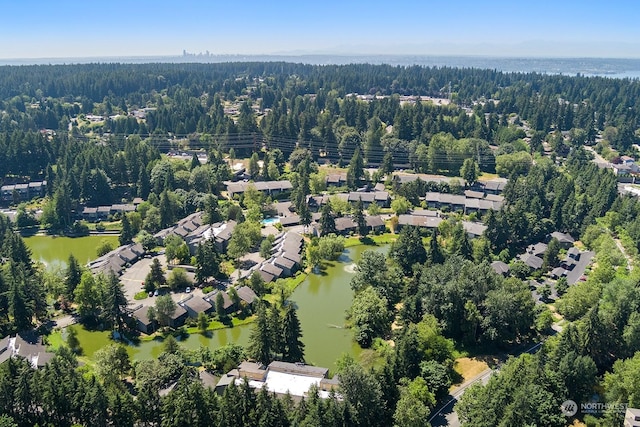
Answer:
185 287 191 293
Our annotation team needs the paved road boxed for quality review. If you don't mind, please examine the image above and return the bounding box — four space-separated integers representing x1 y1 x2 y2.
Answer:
584 146 610 167
428 342 544 427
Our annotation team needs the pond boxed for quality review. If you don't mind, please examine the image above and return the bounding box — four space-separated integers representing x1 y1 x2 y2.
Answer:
25 235 119 269
45 238 389 370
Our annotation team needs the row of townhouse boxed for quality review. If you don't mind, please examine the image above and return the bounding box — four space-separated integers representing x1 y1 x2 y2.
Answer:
244 232 305 284
1 181 47 202
424 191 504 213
154 211 237 255
81 203 137 221
307 190 391 211
396 209 487 238
225 180 293 199
131 285 259 333
87 242 145 276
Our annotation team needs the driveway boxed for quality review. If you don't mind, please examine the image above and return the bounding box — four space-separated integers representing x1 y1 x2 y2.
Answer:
119 255 209 309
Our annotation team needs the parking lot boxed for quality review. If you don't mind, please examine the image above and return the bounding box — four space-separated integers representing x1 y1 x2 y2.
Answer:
119 255 202 308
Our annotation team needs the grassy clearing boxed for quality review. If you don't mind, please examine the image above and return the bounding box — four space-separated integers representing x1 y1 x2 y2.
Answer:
452 357 490 387
184 315 257 335
344 233 397 248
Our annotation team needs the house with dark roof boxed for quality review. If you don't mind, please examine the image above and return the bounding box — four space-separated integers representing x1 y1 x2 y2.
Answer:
326 173 348 187
462 221 487 239
169 305 188 328
131 305 155 334
550 231 575 248
180 296 214 318
464 190 485 199
491 261 510 276
236 286 258 305
521 253 544 270
274 257 297 276
334 217 357 235
550 267 567 279
482 179 507 194
261 262 283 279
365 215 385 233
567 247 581 260
256 269 276 283
0 334 55 368
526 242 548 257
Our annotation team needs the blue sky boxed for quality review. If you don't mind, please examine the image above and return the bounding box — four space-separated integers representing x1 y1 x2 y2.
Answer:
1 0 639 58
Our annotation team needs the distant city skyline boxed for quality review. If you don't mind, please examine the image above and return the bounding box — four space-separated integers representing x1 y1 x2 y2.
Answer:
1 0 639 60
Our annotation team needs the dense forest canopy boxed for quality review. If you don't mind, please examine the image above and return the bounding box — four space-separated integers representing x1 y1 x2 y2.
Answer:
1 61 640 427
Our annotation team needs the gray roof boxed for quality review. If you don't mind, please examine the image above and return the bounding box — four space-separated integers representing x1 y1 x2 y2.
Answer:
182 297 213 313
256 269 276 283
365 215 385 228
521 253 544 270
491 261 510 275
462 221 487 236
274 257 296 270
171 305 187 320
335 217 356 231
411 209 439 217
527 242 548 257
132 306 153 325
262 262 283 277
280 215 301 226
484 194 505 202
282 251 302 264
268 361 329 378
348 192 375 203
397 214 443 228
236 286 258 304
550 231 575 244
464 190 485 199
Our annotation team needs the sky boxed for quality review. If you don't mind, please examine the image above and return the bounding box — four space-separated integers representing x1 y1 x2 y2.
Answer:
1 0 639 59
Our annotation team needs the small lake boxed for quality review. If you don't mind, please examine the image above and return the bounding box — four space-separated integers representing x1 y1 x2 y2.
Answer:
35 234 389 370
25 235 119 269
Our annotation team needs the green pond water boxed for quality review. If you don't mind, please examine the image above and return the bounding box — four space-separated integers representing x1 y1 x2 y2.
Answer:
35 236 389 370
25 235 119 269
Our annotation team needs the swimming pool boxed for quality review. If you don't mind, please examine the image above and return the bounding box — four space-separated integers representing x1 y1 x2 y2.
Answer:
261 217 281 226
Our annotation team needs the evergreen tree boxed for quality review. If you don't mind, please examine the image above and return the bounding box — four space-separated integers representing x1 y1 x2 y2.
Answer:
203 194 221 225
346 147 364 190
248 152 260 179
282 305 305 362
427 229 445 265
190 152 200 170
137 166 150 199
248 305 271 365
195 240 220 284
119 213 134 246
319 204 336 236
145 258 165 292
5 267 33 331
103 273 128 335
354 199 368 237
64 254 83 300
390 226 427 275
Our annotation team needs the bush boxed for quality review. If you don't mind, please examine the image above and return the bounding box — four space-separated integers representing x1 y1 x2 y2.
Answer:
134 291 148 300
